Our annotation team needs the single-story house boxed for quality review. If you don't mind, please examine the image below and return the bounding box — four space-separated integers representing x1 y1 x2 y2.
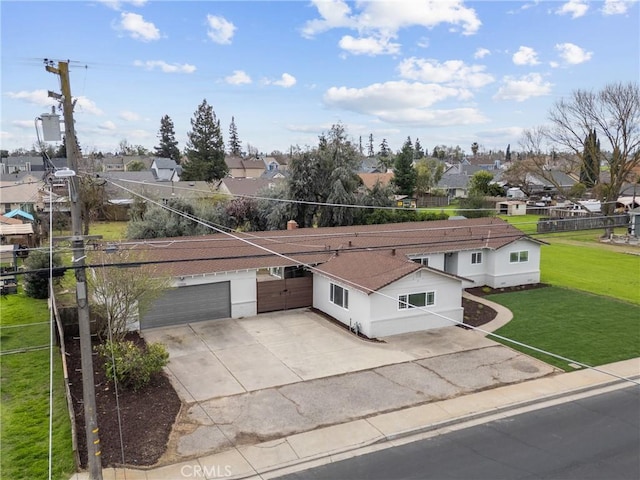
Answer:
107 217 544 337
314 250 466 337
216 177 280 198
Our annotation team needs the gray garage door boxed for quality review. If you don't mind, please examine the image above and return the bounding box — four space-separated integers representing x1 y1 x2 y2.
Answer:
140 282 231 329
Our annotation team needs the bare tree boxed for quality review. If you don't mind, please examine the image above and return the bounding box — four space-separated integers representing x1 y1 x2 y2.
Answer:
88 250 170 342
546 82 640 234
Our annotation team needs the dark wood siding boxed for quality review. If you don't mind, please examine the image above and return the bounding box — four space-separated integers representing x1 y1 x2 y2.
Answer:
257 276 313 313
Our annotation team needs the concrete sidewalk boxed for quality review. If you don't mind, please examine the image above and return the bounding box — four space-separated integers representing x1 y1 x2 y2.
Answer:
71 358 640 480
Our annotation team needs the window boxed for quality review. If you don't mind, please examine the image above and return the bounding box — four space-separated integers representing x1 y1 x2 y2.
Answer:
269 266 283 278
330 283 349 309
399 291 435 310
412 257 429 266
510 250 529 263
471 252 482 264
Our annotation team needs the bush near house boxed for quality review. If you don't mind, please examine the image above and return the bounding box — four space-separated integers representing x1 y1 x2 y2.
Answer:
95 340 169 392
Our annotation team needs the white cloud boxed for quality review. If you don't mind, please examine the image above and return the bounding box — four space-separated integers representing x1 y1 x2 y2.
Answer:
98 121 117 131
98 0 147 10
128 129 152 139
133 60 196 73
272 73 297 88
117 12 160 42
556 0 589 18
338 35 401 56
602 0 638 15
11 120 36 129
474 48 490 59
75 97 104 116
512 46 540 66
476 126 524 140
302 0 481 55
206 14 235 44
398 58 494 89
493 73 553 102
119 111 140 121
0 131 13 140
6 89 57 107
555 42 593 64
322 80 487 126
225 70 252 85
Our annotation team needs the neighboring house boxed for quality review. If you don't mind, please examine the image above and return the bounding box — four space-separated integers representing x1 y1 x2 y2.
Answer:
151 158 181 181
116 217 543 336
225 156 267 178
0 156 66 174
262 155 288 173
437 172 470 199
0 223 35 246
216 177 280 197
0 177 44 214
102 157 125 172
358 172 394 191
101 171 213 207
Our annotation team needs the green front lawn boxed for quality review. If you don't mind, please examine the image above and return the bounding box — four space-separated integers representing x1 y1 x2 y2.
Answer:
489 286 640 371
541 243 640 305
0 293 76 480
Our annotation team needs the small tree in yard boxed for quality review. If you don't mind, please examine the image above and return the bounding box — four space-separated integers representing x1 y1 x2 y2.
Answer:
23 249 64 299
88 250 169 342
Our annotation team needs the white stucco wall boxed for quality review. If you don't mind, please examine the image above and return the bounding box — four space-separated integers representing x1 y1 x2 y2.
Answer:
451 239 541 288
172 269 257 318
313 269 464 338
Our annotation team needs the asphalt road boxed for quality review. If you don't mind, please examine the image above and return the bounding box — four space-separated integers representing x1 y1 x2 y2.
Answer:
278 386 640 480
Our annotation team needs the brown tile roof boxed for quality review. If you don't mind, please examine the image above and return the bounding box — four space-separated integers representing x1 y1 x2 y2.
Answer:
0 215 24 225
315 250 422 293
108 217 534 278
358 172 394 190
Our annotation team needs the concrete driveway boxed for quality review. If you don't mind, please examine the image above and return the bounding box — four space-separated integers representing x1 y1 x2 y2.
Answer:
144 308 506 403
142 308 556 464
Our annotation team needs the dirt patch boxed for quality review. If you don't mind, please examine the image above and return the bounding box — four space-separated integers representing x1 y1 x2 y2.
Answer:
66 332 181 468
461 297 498 328
465 283 549 297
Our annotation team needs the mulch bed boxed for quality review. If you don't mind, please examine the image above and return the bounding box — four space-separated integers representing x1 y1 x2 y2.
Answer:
66 332 181 468
66 284 548 467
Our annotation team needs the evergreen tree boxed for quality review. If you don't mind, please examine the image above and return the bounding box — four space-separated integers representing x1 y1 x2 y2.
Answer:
182 99 227 182
379 138 390 157
154 115 181 162
505 144 512 162
228 116 242 156
392 138 416 196
367 134 375 157
580 129 600 188
414 138 424 159
55 136 67 158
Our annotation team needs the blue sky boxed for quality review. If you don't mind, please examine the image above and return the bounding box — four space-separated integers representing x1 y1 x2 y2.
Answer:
1 0 638 156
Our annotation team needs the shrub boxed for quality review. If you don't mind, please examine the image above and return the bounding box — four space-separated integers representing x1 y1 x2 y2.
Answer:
95 340 169 391
23 249 63 299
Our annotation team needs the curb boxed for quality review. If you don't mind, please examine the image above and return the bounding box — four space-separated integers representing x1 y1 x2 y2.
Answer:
245 374 639 479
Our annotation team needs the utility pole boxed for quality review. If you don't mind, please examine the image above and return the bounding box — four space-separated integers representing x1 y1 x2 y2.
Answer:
46 60 103 480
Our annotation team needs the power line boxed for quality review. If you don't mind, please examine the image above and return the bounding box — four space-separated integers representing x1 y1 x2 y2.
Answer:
105 181 640 387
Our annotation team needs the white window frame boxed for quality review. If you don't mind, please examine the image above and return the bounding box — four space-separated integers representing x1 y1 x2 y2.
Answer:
509 250 529 263
398 291 435 310
471 252 483 264
412 257 429 266
330 283 349 309
269 266 284 278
